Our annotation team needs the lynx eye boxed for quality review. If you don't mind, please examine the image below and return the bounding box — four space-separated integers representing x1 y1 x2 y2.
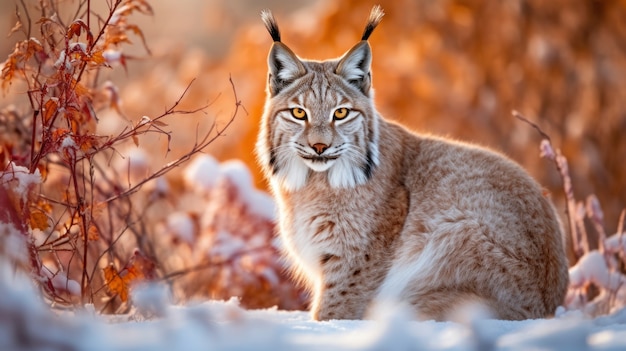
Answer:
290 107 307 120
333 108 349 120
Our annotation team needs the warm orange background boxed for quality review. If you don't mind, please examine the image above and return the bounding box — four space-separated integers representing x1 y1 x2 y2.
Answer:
2 0 624 234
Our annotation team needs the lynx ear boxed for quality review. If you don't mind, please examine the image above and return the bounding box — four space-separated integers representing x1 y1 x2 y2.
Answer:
267 43 306 96
335 6 383 95
261 9 306 96
335 42 372 95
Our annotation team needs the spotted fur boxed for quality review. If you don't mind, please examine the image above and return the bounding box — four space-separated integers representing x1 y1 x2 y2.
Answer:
256 6 569 321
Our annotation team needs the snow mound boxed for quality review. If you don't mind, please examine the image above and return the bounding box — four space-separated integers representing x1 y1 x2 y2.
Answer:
0 162 41 202
167 212 195 244
184 154 221 192
2 259 626 351
569 251 616 290
183 155 275 220
113 147 150 182
566 247 626 316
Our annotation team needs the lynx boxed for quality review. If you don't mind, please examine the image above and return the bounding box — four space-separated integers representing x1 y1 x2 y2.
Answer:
256 6 569 321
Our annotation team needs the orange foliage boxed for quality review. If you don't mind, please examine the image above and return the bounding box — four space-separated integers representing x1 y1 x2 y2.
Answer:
29 210 49 231
103 250 156 302
103 265 134 302
109 1 625 230
191 0 626 232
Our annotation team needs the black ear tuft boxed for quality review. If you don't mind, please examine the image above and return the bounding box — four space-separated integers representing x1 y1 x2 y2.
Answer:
261 9 281 42
361 5 384 41
262 10 306 96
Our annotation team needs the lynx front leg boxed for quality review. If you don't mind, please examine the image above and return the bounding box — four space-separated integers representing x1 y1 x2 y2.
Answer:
311 255 382 320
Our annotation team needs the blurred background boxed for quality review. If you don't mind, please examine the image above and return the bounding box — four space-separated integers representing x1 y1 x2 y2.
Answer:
1 0 625 248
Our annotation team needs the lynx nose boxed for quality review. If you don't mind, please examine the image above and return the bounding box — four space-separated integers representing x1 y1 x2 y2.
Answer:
311 143 329 155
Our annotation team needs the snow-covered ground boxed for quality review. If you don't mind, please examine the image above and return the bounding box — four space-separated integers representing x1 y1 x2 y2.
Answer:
2 259 626 351
2 159 626 350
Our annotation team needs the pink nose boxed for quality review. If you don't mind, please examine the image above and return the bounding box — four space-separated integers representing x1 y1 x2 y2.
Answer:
311 143 329 155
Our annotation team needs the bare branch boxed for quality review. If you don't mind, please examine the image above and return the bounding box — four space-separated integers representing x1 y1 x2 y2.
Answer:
104 77 242 203
18 0 32 39
512 110 552 143
513 110 588 260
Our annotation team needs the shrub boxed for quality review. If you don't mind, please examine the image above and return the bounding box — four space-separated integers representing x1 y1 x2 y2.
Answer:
0 0 287 312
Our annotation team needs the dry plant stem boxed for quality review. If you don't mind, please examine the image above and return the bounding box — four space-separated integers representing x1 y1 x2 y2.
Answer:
162 246 270 282
512 110 588 259
616 209 626 267
86 0 90 34
91 219 133 290
587 195 607 252
619 210 625 239
18 0 32 39
67 153 90 303
512 110 552 142
27 87 48 173
75 0 123 85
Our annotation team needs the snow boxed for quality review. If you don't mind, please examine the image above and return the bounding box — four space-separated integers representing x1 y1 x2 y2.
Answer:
184 155 276 220
166 212 195 244
114 147 150 182
210 230 246 260
219 160 254 192
41 267 81 296
570 251 608 288
0 162 41 202
4 157 626 350
0 222 28 263
219 159 277 220
2 253 626 351
131 283 171 318
103 49 123 64
184 154 221 192
54 50 72 71
138 115 152 126
146 176 169 196
69 42 88 55
606 234 626 253
60 134 78 158
247 189 277 220
566 248 626 316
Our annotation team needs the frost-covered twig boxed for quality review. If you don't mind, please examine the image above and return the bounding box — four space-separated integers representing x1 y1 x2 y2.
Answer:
514 110 626 317
513 110 588 259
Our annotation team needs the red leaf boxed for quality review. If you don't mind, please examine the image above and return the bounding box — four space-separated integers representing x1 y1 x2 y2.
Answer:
90 50 106 65
103 265 129 301
42 99 59 125
29 210 49 231
87 224 99 241
66 19 90 40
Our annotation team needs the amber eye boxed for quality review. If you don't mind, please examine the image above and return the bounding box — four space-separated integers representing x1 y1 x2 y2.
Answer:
333 108 349 120
291 108 307 120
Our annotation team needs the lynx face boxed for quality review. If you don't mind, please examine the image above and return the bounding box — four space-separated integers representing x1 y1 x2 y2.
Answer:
256 16 382 191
